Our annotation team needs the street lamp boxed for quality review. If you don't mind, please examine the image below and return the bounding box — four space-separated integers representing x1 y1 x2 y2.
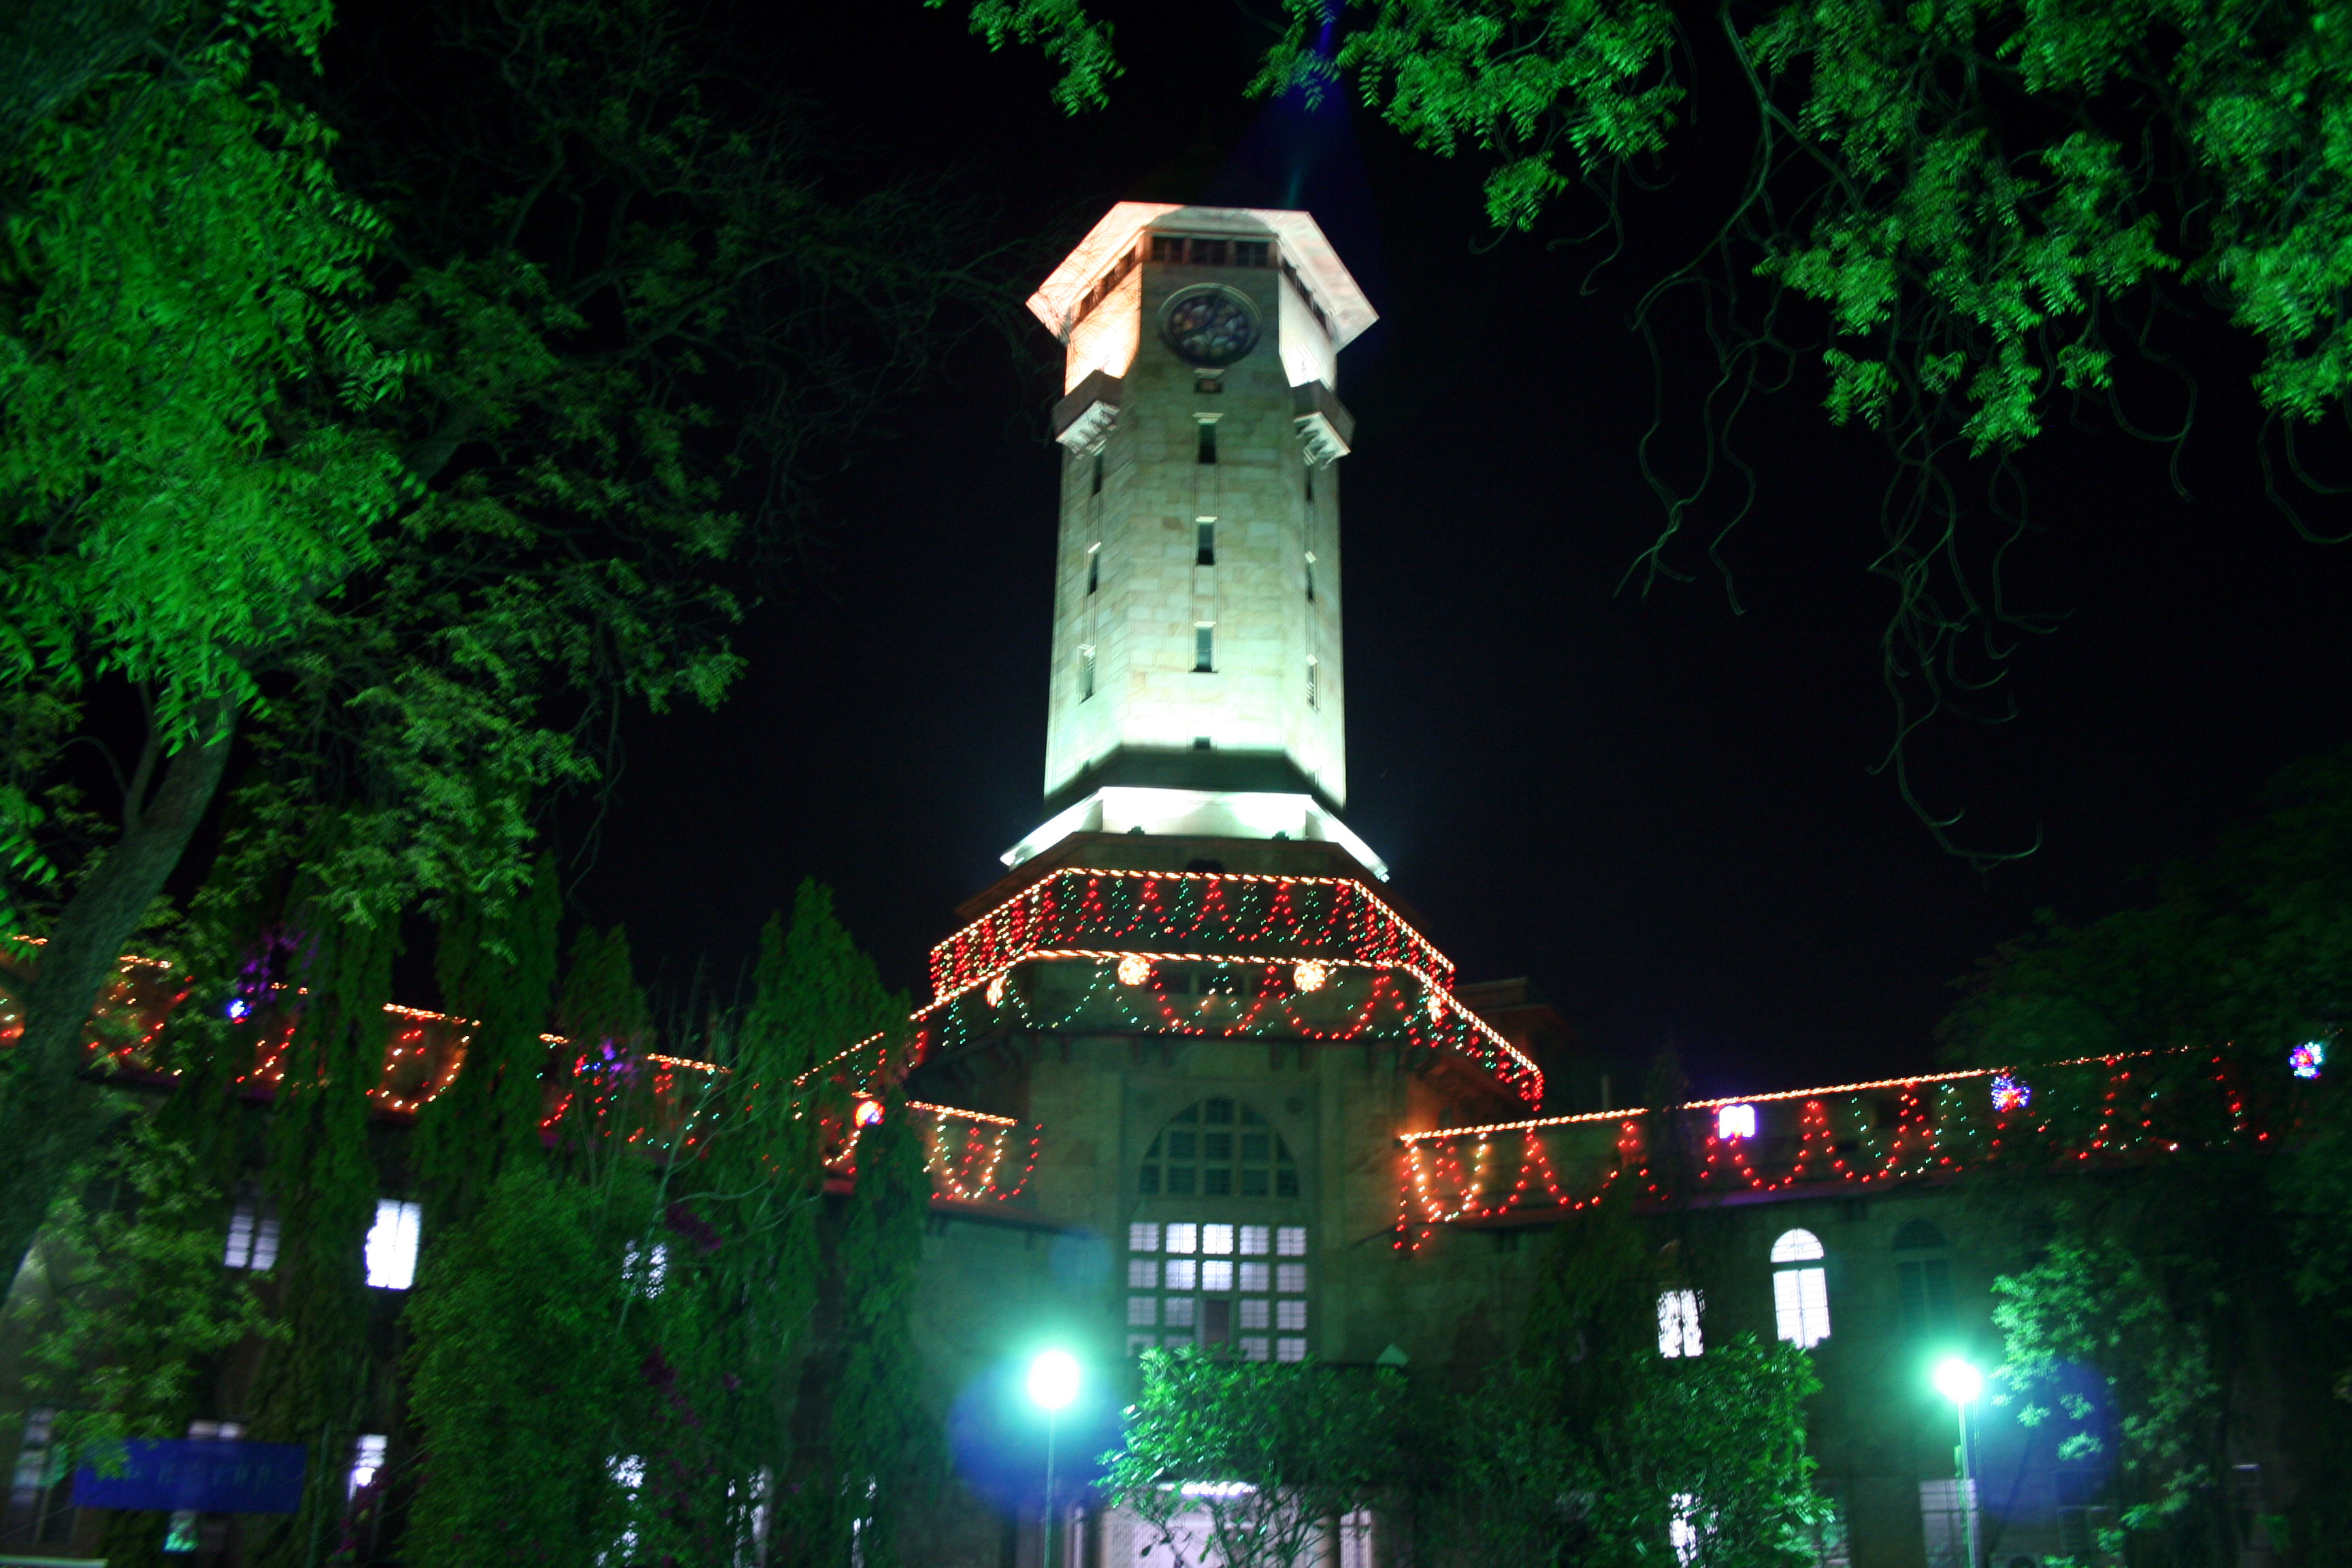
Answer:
1027 1350 1081 1568
1931 1357 1984 1568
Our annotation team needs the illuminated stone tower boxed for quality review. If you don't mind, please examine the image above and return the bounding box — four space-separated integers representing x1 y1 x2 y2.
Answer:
1004 203 1386 877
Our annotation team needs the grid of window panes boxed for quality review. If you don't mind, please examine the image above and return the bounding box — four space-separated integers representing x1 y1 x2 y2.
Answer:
1126 1222 1308 1362
1139 1098 1298 1198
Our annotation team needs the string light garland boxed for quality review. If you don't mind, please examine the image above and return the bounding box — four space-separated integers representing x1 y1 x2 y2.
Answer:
908 949 1541 1102
1391 1051 2324 1246
928 868 1455 1000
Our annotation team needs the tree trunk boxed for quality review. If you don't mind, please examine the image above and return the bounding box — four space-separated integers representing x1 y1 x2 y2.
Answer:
0 697 235 1291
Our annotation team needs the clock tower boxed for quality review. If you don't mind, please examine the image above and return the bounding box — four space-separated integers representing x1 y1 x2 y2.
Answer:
1005 203 1386 877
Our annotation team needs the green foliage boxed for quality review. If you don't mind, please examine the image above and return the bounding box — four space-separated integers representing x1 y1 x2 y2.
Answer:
804 1089 940 1566
414 852 564 1229
0 2 405 891
403 1162 632 1568
1948 747 2352 1560
934 0 1123 113
1105 1351 1409 1568
1992 1230 2221 1531
5 1118 276 1450
246 902 399 1567
1435 1197 1823 1568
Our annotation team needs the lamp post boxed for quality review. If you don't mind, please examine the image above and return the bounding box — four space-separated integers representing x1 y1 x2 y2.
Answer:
1026 1349 1081 1568
1931 1356 1984 1568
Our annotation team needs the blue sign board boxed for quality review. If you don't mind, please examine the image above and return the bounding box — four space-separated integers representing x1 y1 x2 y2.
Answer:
74 1439 307 1514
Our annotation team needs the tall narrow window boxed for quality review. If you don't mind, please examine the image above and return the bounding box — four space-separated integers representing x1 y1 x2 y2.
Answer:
348 1435 388 1499
1893 1220 1954 1335
365 1198 422 1290
1194 624 1214 673
1305 466 1315 503
1305 555 1316 602
1656 1289 1704 1357
1306 658 1318 710
1091 452 1104 495
1087 549 1098 595
1196 521 1215 566
1196 421 1218 464
1770 1228 1831 1347
223 1195 280 1271
1079 645 1096 702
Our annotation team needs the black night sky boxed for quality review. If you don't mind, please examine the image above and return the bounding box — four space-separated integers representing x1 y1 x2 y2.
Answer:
568 3 2352 1101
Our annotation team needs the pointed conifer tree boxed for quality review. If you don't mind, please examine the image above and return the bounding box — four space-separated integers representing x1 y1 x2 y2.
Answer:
246 896 400 1568
413 853 562 1230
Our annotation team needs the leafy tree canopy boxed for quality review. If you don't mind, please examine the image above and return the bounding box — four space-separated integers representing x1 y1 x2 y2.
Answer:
0 0 992 1286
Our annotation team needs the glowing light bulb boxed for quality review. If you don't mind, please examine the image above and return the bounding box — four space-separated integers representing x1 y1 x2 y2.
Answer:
853 1096 884 1128
1116 955 1150 987
1292 960 1328 994
1026 1348 1080 1411
1716 1103 1757 1141
1932 1356 1983 1405
1990 1074 2032 1113
2291 1041 2325 1080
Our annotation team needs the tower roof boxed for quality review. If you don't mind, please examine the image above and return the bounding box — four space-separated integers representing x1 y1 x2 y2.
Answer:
1027 202 1377 349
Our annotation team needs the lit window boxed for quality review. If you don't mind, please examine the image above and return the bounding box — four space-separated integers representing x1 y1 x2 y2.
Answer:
1203 1224 1235 1255
624 1241 668 1298
1166 1223 1198 1254
364 1199 422 1290
348 1435 387 1499
1771 1228 1831 1347
1656 1288 1704 1357
1276 1300 1307 1331
1239 1299 1270 1330
1671 1494 1703 1566
1276 1226 1307 1256
1164 1297 1197 1328
1277 1262 1307 1293
1202 1260 1235 1292
1079 645 1096 702
1128 1222 1161 1253
1128 1296 1158 1326
1240 1336 1271 1361
1165 1259 1198 1292
1275 1337 1307 1362
1128 1258 1159 1289
186 1420 244 1441
1306 657 1318 710
1717 1102 1757 1140
1194 624 1214 672
1771 1227 1825 1262
1197 521 1216 566
224 1198 280 1271
1240 1225 1270 1255
1239 1262 1269 1292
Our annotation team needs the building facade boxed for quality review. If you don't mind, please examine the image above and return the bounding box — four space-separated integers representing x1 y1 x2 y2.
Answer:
885 205 2106 1568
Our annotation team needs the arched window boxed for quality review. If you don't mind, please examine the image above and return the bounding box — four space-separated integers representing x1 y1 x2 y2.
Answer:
1893 1219 1954 1335
1128 1098 1307 1362
1138 1096 1298 1198
1770 1228 1831 1347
